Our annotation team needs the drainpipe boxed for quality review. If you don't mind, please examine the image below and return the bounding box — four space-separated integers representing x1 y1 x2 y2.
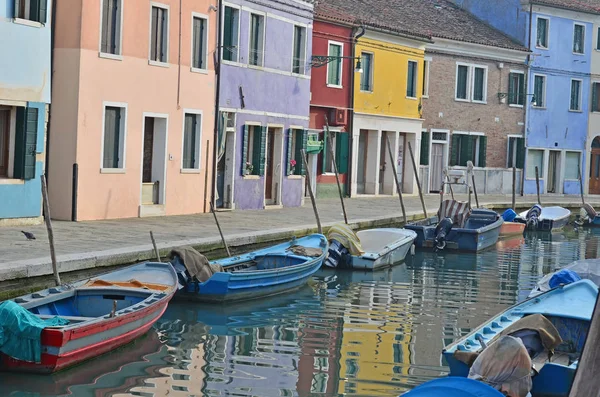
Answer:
45 1 56 182
347 24 365 197
521 2 533 196
210 0 223 209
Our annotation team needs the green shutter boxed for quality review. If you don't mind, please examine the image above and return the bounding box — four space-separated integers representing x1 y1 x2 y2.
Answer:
407 62 415 97
420 131 430 166
508 73 516 105
252 127 262 175
450 134 460 166
13 107 38 180
241 125 248 175
336 132 349 174
516 137 525 169
14 0 21 18
223 7 232 61
478 136 487 168
593 83 599 112
258 126 267 176
321 130 328 173
295 129 307 176
286 129 293 176
38 0 47 23
460 135 474 167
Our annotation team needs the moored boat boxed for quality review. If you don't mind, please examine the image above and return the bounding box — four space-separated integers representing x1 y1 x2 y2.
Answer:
529 258 600 298
443 279 597 397
499 221 526 236
401 377 503 397
516 204 571 231
575 203 600 227
172 234 328 303
0 262 177 374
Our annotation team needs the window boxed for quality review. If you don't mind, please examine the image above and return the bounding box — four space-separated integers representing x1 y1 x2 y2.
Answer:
407 61 418 98
100 0 122 55
571 79 582 111
450 133 487 167
192 15 208 70
287 129 307 176
592 82 600 112
565 152 581 180
0 106 39 180
327 42 343 87
324 131 337 173
14 0 48 23
422 59 430 97
360 52 373 91
292 25 307 74
533 75 546 108
574 24 585 54
102 105 126 169
420 130 430 166
455 64 487 103
223 6 239 62
249 13 265 66
508 72 525 106
321 130 349 175
597 27 600 50
0 109 9 177
507 136 525 168
537 17 549 48
182 113 201 169
526 149 544 179
242 125 265 176
150 5 169 63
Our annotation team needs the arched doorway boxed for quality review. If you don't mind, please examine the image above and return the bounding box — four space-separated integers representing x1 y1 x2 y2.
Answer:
590 137 600 194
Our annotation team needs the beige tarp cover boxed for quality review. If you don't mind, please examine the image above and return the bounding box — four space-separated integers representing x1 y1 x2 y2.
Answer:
171 246 224 282
327 223 365 256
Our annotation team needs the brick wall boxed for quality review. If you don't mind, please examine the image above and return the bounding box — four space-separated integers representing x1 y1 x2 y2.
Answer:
422 51 526 168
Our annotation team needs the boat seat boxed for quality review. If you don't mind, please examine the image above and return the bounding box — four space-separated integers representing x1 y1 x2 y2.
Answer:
36 314 94 322
532 351 573 373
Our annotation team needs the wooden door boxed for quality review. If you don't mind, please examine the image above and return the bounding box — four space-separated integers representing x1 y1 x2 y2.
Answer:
590 149 600 194
265 130 274 200
430 143 444 193
0 109 9 177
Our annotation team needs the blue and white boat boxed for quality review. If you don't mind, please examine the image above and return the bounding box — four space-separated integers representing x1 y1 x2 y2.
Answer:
516 205 571 232
172 234 328 303
443 279 598 397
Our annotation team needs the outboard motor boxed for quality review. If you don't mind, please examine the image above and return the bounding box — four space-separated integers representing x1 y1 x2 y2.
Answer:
526 204 542 230
170 255 191 289
434 217 453 251
325 239 350 268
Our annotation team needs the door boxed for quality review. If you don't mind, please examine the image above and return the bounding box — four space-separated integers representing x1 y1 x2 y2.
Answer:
265 129 275 201
590 149 600 194
430 143 444 193
0 109 9 177
141 117 159 205
547 150 559 193
379 133 386 193
357 130 368 194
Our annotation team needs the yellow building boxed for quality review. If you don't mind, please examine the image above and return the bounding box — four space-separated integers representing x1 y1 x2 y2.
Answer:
351 30 430 197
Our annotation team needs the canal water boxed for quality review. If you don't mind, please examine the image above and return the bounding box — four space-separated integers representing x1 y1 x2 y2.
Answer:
1 227 599 397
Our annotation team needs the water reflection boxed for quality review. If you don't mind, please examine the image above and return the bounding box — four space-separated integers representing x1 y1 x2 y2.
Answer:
2 228 600 397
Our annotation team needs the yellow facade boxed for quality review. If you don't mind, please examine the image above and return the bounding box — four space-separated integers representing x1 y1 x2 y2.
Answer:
354 35 426 119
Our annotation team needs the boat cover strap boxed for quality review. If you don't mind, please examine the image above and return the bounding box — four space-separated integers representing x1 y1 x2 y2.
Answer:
0 300 69 363
286 245 323 258
495 314 563 353
85 279 171 291
171 246 224 282
438 200 471 228
327 223 365 256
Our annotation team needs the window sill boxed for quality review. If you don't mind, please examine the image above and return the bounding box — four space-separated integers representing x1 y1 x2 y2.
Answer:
472 100 487 105
291 72 307 77
569 109 583 113
422 95 429 99
573 52 585 56
148 60 170 68
454 98 470 103
100 168 126 174
190 67 209 75
0 178 25 185
327 84 343 90
243 175 260 180
564 178 580 181
13 18 42 28
322 172 336 176
180 168 201 174
535 45 548 51
287 175 303 180
406 96 418 100
221 59 241 66
99 52 123 61
248 63 265 70
509 104 524 108
531 106 546 110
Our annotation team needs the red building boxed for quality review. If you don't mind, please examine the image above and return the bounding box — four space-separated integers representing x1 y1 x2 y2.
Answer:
309 12 355 198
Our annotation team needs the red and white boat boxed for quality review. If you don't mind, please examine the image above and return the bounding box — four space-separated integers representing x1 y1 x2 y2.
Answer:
0 262 177 374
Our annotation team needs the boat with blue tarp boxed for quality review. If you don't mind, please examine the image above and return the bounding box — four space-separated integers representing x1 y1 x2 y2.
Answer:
172 234 328 303
401 377 503 397
443 279 598 397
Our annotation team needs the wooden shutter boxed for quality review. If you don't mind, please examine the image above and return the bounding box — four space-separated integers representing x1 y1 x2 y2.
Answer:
113 0 121 54
593 83 599 113
478 136 487 168
336 131 349 174
286 129 293 176
321 130 328 173
14 0 21 18
456 66 468 99
241 125 248 175
508 73 516 105
151 7 158 61
460 135 474 167
258 126 267 176
223 7 233 61
101 0 110 53
13 107 38 180
473 68 484 101
159 8 167 62
297 129 308 176
420 131 430 166
38 0 47 23
103 107 120 168
450 134 460 166
183 114 195 168
516 137 525 169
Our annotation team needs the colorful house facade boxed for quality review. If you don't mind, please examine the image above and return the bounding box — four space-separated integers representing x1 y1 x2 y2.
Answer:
215 0 313 210
49 0 216 221
0 0 52 226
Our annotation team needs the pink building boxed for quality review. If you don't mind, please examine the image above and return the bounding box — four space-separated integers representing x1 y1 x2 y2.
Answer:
49 0 216 221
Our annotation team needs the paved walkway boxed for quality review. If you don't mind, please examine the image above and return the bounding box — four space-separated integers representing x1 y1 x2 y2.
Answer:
0 193 596 283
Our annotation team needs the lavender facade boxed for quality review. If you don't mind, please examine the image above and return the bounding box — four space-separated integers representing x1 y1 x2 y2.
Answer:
215 0 313 210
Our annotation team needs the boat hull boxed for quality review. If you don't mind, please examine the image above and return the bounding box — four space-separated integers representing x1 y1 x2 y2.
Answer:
348 229 417 270
517 206 571 231
499 221 525 236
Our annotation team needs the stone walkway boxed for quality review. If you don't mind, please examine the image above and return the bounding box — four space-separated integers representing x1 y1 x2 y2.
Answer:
0 193 596 283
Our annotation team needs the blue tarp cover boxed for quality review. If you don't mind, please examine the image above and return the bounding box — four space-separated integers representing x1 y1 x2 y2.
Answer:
549 269 582 289
0 300 69 363
402 377 503 397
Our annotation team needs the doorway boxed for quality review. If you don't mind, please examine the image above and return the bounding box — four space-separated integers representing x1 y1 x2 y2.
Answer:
590 137 600 194
379 131 396 195
0 109 10 177
357 130 368 194
265 126 283 206
140 115 167 215
216 112 236 209
547 150 560 193
430 143 445 193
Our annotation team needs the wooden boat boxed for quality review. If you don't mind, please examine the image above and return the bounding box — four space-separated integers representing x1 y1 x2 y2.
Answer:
575 203 600 227
325 225 417 270
173 234 328 303
0 262 177 374
443 279 597 397
499 221 525 236
516 205 571 231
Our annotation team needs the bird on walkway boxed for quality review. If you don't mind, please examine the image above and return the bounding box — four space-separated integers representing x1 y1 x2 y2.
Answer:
21 231 36 240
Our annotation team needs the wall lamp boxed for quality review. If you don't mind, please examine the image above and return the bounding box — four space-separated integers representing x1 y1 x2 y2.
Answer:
497 92 537 106
310 55 363 73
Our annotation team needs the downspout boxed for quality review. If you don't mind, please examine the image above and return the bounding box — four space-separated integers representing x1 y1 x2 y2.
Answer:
521 2 533 196
46 0 56 182
211 0 223 208
347 24 365 197
176 0 182 108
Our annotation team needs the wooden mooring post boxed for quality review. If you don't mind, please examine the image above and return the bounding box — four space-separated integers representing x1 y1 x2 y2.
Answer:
149 231 161 262
301 149 322 234
210 202 231 257
512 166 517 210
386 135 407 224
324 116 348 224
569 293 600 397
41 174 61 286
407 141 428 218
535 166 541 205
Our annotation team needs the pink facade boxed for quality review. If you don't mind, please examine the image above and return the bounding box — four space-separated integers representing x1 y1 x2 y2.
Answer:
49 0 216 220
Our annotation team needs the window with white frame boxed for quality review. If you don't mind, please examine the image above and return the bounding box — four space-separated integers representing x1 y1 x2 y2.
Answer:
455 63 487 103
526 149 544 179
571 79 582 111
182 113 201 169
323 131 337 173
192 15 208 70
508 71 525 106
422 59 430 97
292 25 307 74
327 42 343 87
150 4 169 63
565 151 581 180
573 24 585 54
536 17 549 48
592 82 600 112
450 133 487 167
101 0 122 55
0 105 39 180
0 108 10 178
249 13 265 66
597 27 600 50
407 60 418 98
507 135 525 168
223 6 240 62
102 105 126 169
360 52 373 91
533 75 546 108
14 0 48 23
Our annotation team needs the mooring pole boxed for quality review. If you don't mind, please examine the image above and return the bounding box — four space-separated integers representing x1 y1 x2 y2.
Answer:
324 116 348 224
535 166 541 205
407 141 428 218
41 174 61 286
302 149 322 234
385 135 407 224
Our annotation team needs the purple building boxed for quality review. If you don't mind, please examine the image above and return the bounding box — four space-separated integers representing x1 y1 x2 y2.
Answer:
215 0 313 210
